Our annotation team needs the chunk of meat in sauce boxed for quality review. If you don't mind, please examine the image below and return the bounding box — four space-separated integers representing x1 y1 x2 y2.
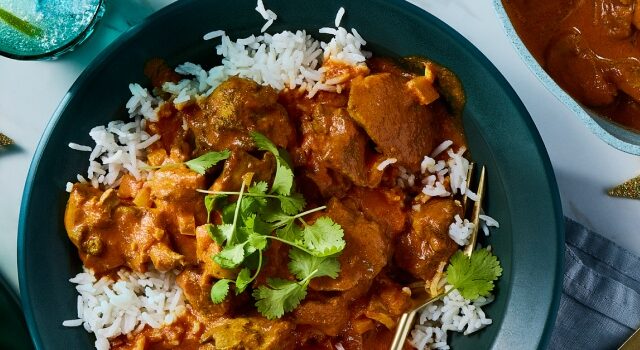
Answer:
309 198 390 293
186 77 295 153
348 72 436 172
210 149 275 192
346 187 407 238
293 295 351 337
65 184 182 274
394 198 461 281
545 30 619 107
199 316 296 350
145 166 207 264
176 268 233 320
195 225 236 282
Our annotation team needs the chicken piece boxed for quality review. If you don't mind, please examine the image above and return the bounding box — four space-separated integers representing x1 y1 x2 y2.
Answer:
348 73 436 172
363 278 412 330
594 0 635 39
346 187 407 238
293 295 350 336
64 184 180 274
195 225 236 281
300 104 373 187
186 76 295 152
199 317 295 350
176 268 232 319
148 242 184 272
406 75 440 106
146 166 206 237
310 198 390 293
211 149 275 191
394 198 461 280
545 31 618 107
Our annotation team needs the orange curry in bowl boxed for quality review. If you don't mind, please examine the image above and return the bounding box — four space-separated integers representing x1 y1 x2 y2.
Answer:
64 57 469 349
503 0 640 132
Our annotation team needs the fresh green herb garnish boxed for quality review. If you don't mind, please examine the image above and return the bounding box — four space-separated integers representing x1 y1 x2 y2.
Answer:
446 248 502 300
203 132 345 318
144 150 231 175
185 150 232 175
253 248 340 319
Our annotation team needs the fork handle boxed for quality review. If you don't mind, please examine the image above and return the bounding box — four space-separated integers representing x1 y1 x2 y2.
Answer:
390 310 418 350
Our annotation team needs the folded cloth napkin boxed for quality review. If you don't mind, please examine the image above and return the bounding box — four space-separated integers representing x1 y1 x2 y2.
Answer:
548 218 640 350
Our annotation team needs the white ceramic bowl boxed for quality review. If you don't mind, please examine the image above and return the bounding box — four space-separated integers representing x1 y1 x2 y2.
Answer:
493 0 640 155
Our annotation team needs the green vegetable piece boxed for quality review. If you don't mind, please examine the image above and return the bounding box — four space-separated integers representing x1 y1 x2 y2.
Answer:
210 279 231 303
213 243 246 269
446 248 503 300
253 278 308 320
185 150 231 175
302 217 345 257
235 268 252 294
288 248 340 281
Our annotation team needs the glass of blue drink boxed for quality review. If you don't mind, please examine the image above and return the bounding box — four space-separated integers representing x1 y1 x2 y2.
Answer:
0 0 104 60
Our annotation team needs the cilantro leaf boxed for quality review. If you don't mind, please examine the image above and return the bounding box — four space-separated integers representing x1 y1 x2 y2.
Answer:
213 243 246 268
204 194 226 223
302 217 346 257
279 192 305 215
248 233 268 251
251 131 279 155
211 279 231 303
249 181 269 196
250 132 294 195
446 248 502 300
235 268 252 294
271 160 294 196
205 195 215 223
185 150 231 175
288 248 340 280
253 278 307 320
208 223 234 245
276 222 303 244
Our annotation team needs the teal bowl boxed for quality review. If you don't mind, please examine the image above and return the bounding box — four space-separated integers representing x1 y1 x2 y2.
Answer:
18 0 563 349
494 0 640 155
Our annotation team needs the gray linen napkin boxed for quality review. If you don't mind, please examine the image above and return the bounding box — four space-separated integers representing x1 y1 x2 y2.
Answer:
548 218 640 350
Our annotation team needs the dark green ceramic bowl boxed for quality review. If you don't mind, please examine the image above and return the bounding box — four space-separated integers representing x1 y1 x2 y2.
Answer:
18 0 564 349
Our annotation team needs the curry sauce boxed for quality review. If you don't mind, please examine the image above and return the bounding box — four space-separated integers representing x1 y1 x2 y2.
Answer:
503 0 640 132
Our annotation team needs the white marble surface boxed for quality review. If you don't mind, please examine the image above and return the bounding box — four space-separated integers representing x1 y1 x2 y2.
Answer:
1 0 639 293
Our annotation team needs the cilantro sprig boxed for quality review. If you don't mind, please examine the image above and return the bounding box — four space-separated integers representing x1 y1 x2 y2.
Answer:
201 132 346 319
144 150 231 175
446 248 502 300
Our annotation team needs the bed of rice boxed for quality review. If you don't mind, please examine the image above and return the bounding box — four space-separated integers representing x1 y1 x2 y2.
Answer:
63 2 500 349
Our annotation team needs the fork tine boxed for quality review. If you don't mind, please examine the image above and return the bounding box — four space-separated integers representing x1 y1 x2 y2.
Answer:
464 165 486 257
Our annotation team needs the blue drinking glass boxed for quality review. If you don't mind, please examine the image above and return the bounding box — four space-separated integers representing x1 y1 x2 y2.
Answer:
0 0 105 60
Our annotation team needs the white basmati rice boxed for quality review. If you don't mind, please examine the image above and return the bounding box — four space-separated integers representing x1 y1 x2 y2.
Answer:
377 158 397 171
410 287 494 350
448 214 474 246
63 268 186 350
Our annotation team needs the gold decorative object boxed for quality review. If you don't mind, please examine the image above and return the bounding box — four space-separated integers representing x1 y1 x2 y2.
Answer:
0 133 14 148
608 175 640 200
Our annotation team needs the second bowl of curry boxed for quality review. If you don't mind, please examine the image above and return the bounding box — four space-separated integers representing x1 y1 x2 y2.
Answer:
495 0 640 155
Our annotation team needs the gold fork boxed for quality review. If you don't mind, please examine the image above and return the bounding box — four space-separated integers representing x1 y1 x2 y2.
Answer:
390 164 486 350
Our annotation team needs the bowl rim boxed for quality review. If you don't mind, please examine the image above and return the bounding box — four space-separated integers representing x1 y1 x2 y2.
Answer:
17 0 564 349
493 0 640 155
